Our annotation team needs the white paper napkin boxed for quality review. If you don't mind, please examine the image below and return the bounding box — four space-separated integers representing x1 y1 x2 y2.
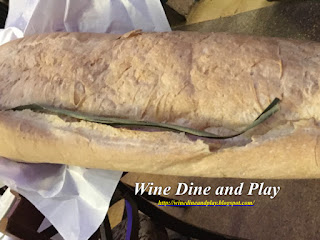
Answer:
0 0 170 239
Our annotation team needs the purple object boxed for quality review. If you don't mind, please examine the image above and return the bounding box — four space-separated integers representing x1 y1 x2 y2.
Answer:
125 200 133 240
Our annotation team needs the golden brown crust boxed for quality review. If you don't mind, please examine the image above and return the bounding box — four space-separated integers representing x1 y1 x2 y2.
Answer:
0 31 320 178
159 121 320 178
0 110 319 178
0 110 211 172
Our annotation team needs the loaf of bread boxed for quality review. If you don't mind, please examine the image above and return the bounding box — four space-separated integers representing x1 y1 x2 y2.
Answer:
0 31 319 178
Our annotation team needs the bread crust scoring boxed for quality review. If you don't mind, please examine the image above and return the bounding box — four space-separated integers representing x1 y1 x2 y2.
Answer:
0 31 319 178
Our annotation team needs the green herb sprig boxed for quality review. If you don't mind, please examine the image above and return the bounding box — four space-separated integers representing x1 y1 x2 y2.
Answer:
11 98 280 139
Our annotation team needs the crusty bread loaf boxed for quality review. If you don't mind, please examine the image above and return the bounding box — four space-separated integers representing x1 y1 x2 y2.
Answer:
0 31 319 178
